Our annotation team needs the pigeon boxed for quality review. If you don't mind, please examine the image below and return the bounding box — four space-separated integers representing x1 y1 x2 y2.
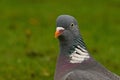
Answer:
54 15 120 80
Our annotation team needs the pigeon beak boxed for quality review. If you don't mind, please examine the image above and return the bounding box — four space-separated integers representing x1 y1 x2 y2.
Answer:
55 27 65 38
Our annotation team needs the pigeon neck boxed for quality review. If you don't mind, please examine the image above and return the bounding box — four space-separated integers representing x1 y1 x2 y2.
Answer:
58 35 90 64
59 35 87 56
59 40 73 55
55 35 91 79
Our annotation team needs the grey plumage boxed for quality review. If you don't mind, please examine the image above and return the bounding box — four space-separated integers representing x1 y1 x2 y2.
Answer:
54 15 120 80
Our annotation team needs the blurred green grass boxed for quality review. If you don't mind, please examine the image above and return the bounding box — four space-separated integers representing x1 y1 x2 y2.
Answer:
0 0 120 80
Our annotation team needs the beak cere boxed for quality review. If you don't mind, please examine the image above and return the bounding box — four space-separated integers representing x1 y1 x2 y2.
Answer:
55 27 65 38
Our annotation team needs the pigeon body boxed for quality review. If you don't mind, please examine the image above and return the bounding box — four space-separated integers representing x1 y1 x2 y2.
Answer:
54 15 120 80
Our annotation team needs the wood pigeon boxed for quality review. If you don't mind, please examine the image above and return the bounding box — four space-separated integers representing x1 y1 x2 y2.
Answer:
54 15 120 80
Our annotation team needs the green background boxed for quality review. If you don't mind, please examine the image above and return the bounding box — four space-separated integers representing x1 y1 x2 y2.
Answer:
0 0 120 80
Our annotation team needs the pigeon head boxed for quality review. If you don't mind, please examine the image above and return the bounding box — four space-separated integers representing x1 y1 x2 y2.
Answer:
55 15 80 41
55 15 88 62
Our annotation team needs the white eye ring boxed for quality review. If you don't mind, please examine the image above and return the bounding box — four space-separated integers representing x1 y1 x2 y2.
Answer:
71 23 74 27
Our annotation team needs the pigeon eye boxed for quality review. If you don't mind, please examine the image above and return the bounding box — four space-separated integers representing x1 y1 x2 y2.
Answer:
71 23 74 27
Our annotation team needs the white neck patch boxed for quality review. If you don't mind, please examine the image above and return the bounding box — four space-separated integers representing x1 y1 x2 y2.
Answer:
69 45 90 63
